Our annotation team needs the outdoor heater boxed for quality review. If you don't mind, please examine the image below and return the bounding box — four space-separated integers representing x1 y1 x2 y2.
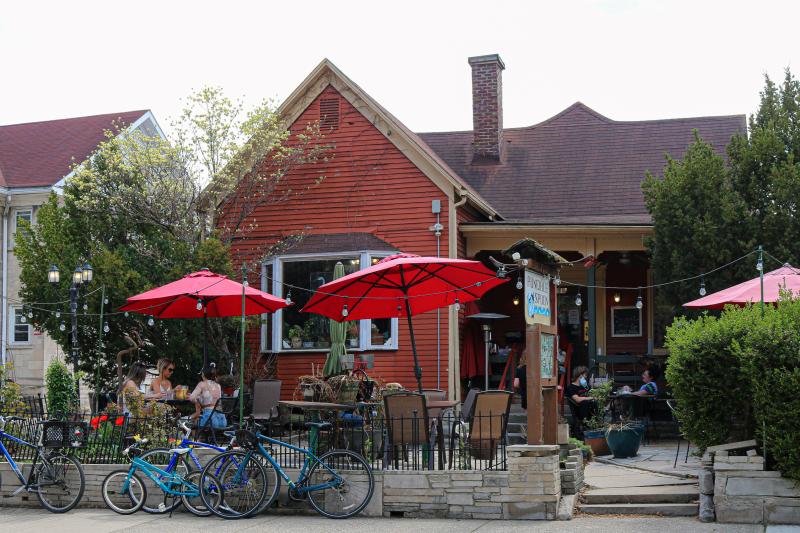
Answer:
467 312 509 390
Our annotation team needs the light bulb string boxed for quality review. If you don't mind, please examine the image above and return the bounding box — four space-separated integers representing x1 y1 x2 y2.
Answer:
4 284 107 307
560 249 758 291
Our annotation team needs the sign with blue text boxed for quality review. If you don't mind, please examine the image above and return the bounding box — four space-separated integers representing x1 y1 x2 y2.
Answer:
525 270 551 326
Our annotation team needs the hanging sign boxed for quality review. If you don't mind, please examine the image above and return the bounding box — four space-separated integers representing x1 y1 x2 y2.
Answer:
525 270 551 325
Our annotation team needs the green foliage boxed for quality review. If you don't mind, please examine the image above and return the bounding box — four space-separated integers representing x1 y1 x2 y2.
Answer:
45 360 77 416
585 380 613 430
666 299 800 481
644 69 800 314
0 363 26 416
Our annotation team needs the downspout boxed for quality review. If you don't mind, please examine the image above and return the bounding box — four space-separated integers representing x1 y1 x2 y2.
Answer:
2 196 10 368
447 193 468 391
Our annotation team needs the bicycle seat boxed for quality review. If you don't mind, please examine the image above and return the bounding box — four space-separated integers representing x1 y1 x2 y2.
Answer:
168 447 192 455
304 421 332 431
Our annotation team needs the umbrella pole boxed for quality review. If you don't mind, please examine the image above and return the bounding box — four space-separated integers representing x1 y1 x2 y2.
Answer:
240 266 247 428
203 306 209 368
404 298 424 393
759 245 765 317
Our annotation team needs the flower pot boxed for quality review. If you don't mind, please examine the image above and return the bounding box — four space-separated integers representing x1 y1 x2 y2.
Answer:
583 428 610 457
291 337 302 349
605 426 643 458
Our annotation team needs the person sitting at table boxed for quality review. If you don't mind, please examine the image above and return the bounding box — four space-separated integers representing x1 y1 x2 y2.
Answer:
564 366 596 422
149 358 175 399
632 365 661 396
119 361 147 414
190 363 226 429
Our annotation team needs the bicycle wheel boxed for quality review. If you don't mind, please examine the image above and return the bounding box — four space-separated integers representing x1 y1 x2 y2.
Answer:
35 453 85 513
306 449 374 519
223 452 280 515
102 470 147 515
181 470 220 516
138 448 191 514
200 450 268 519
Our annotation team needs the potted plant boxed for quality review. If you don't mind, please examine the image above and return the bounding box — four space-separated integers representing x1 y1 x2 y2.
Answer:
605 421 643 458
582 380 612 457
217 374 237 396
302 321 315 349
287 325 303 349
348 323 359 348
370 323 384 345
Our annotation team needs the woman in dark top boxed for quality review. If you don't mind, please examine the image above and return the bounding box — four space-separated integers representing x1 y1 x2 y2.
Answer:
565 365 596 421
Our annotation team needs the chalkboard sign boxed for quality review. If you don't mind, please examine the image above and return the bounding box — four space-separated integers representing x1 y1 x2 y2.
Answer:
540 333 555 379
611 306 642 337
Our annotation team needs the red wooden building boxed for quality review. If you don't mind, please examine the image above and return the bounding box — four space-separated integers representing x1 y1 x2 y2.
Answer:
222 55 744 400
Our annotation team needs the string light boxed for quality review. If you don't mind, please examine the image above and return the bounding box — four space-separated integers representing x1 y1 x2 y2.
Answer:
613 293 621 303
342 304 349 317
59 323 65 331
575 293 582 306
83 303 88 312
20 314 27 324
554 275 561 287
636 288 643 309
243 280 249 288
515 276 523 290
55 311 61 319
196 299 203 311
699 277 707 296
756 257 764 272
454 297 461 311
103 297 109 305
513 295 520 306
103 322 109 333
124 311 129 318
147 316 155 326
27 310 33 319
285 291 292 305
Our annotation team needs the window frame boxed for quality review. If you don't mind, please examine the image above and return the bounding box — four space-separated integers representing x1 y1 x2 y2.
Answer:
13 208 33 243
10 305 31 345
610 305 643 338
262 250 399 353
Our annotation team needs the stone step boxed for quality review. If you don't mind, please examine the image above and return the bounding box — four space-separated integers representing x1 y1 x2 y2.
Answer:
508 412 527 423
506 432 527 445
579 502 699 516
583 485 699 504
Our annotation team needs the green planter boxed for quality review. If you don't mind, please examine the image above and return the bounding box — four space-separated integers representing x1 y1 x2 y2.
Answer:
605 425 643 458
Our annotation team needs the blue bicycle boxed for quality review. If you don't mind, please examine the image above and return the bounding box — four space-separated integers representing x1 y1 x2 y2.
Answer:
0 415 86 513
100 436 220 516
136 420 236 514
199 419 374 520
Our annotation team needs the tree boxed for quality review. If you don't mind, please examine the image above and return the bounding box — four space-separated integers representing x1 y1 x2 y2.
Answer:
14 87 330 393
644 69 800 312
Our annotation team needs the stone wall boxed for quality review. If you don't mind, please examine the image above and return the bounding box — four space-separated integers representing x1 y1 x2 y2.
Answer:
0 444 561 520
560 444 584 495
713 451 800 524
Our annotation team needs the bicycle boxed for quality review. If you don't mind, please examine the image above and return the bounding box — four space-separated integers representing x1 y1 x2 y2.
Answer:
136 420 236 514
199 418 374 520
100 436 220 516
0 415 86 513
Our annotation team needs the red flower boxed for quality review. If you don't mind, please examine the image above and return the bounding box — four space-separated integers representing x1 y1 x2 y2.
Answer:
99 415 109 423
90 416 100 430
115 416 125 426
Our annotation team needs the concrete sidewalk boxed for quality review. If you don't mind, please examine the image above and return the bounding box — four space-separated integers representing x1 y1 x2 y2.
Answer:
594 442 703 478
0 508 766 532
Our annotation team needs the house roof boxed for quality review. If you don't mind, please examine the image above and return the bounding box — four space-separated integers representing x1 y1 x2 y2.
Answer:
270 232 397 256
418 102 746 225
0 110 149 188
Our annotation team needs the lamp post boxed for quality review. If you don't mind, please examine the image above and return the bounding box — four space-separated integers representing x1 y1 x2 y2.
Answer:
48 262 92 401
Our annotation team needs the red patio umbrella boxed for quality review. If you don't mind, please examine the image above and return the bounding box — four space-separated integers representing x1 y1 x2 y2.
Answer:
301 253 507 392
683 264 800 310
119 268 290 366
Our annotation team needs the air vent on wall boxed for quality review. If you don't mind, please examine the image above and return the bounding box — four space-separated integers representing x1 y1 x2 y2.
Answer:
319 98 340 130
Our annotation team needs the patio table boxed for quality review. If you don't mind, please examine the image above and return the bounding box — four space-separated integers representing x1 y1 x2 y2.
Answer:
279 400 356 453
427 399 459 469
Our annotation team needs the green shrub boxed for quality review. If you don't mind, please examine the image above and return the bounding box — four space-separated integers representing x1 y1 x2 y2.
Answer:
733 301 800 481
45 359 77 416
0 363 26 416
665 307 756 451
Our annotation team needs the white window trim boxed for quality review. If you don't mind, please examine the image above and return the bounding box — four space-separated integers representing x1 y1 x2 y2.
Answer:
12 208 34 246
9 305 31 345
263 250 399 353
610 305 643 338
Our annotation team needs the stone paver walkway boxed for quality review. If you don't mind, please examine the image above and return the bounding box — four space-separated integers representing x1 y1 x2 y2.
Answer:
584 462 697 489
594 441 703 478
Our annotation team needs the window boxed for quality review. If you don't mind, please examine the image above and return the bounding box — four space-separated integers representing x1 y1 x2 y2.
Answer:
11 306 31 344
14 209 32 239
611 306 643 337
267 252 398 352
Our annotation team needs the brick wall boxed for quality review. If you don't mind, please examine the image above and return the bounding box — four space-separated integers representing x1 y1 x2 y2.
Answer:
469 55 504 160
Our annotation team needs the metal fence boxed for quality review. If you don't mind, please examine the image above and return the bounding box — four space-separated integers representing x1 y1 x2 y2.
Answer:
1 409 508 471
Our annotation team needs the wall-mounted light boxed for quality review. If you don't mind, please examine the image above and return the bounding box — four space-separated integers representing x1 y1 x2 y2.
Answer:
613 293 621 303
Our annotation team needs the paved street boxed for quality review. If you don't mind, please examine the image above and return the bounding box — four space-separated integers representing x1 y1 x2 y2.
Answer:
0 508 772 533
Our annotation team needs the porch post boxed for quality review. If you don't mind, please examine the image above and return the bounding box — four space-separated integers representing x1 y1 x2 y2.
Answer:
587 265 597 371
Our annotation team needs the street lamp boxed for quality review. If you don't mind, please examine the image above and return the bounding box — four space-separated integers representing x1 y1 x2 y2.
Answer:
49 262 91 401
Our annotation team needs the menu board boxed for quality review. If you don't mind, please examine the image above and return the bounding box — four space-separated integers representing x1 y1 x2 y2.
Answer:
540 333 555 379
611 306 642 337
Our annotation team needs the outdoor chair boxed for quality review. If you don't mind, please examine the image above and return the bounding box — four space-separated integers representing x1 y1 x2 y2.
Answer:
252 379 282 431
465 390 512 466
448 387 479 457
196 396 236 446
383 392 433 469
422 389 447 419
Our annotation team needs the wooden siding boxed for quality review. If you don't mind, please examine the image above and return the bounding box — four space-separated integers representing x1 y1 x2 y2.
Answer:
222 85 453 398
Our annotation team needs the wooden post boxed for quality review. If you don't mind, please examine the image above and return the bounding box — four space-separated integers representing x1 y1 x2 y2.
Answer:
526 326 542 445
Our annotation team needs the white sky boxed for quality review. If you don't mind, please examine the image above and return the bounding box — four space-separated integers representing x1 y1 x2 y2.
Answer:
1 0 798 134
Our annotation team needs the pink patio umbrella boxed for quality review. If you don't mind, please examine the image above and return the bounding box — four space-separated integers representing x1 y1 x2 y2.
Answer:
683 264 800 310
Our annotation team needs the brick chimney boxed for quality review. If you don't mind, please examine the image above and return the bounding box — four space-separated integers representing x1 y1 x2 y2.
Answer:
469 54 505 160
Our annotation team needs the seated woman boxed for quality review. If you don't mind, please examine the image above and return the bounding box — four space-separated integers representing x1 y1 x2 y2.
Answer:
564 365 596 422
149 358 175 399
632 365 661 396
190 363 227 429
119 361 147 414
